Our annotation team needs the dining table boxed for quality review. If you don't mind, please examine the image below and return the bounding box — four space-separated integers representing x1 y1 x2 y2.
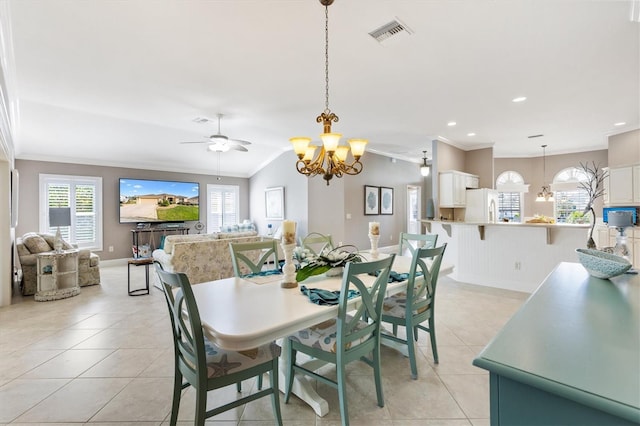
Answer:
189 252 454 417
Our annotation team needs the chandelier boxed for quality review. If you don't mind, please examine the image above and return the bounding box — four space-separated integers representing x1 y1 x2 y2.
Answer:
536 144 555 202
290 0 367 185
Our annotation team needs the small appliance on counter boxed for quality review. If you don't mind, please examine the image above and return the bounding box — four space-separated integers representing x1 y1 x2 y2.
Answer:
465 188 499 223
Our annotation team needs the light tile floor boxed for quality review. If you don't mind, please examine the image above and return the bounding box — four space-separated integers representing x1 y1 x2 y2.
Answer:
0 263 528 425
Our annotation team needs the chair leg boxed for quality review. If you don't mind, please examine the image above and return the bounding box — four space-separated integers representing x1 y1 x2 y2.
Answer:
257 373 263 390
284 346 296 403
337 361 350 426
406 323 419 380
169 371 183 426
194 386 207 426
373 344 385 407
270 360 283 426
236 381 242 392
429 318 439 364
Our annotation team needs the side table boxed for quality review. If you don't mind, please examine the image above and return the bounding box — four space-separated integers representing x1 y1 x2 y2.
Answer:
35 249 80 301
128 257 153 296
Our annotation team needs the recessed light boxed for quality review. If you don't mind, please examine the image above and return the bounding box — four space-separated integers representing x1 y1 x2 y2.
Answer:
467 132 476 137
512 96 527 103
614 122 626 126
447 121 457 127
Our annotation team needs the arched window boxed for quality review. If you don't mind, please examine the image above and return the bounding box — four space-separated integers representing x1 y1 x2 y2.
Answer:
551 167 590 224
496 171 528 222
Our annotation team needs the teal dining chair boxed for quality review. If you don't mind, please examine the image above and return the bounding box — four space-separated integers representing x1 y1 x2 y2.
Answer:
300 232 334 255
398 232 438 256
381 243 447 379
284 254 396 426
155 263 283 425
229 240 280 277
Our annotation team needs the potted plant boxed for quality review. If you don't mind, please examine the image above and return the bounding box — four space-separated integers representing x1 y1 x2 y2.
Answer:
577 161 608 249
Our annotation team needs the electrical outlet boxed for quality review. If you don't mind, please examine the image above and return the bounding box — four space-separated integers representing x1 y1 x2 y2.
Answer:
515 261 521 270
108 246 114 252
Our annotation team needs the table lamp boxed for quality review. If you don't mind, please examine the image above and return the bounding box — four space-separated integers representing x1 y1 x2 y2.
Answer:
49 207 71 253
608 210 633 261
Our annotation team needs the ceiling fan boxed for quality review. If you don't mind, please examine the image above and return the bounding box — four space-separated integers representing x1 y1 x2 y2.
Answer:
180 113 251 152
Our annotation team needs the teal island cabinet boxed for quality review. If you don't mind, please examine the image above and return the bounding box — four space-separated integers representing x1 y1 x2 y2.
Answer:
473 262 639 425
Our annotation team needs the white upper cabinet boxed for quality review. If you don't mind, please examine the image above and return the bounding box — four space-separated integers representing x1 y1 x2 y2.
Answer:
607 165 636 205
439 170 479 207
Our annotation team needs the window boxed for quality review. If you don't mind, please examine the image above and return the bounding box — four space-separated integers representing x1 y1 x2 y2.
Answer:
207 184 239 232
496 171 528 222
552 167 590 224
39 174 103 251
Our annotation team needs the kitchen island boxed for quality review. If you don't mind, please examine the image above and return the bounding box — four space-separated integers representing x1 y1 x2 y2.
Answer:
473 262 639 425
421 220 593 292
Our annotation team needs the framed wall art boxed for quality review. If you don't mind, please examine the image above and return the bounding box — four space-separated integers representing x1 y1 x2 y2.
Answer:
265 186 284 220
380 186 394 215
364 185 379 215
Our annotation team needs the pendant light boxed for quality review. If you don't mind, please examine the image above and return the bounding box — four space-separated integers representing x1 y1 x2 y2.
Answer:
420 151 430 176
535 144 554 202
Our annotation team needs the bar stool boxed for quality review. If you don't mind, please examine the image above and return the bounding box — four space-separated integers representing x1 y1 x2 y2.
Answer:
128 257 153 296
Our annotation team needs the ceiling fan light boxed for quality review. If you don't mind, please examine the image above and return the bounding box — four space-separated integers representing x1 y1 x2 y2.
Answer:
347 138 368 157
208 143 230 152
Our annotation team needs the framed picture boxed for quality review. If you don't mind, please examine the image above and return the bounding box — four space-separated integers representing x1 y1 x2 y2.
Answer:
380 186 394 215
265 186 284 220
364 185 379 215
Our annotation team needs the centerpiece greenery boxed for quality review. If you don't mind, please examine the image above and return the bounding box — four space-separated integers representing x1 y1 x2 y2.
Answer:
294 245 363 282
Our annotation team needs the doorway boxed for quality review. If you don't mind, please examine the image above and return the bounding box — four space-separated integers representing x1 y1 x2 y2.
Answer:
406 185 421 234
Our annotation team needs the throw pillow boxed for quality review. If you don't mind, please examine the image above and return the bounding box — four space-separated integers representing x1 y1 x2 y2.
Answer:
22 234 52 253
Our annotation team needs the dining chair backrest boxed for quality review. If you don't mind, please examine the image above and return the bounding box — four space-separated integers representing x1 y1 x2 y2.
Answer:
337 254 396 352
405 243 447 321
229 240 280 277
155 262 208 385
300 232 334 255
398 232 438 256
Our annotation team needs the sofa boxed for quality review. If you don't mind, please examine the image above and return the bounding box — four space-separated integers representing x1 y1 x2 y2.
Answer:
152 231 263 285
17 232 101 296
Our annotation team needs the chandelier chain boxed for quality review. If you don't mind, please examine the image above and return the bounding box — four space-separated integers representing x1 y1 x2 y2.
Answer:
324 3 330 114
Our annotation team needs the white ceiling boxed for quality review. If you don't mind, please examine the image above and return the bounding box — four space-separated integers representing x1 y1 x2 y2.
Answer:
5 0 640 177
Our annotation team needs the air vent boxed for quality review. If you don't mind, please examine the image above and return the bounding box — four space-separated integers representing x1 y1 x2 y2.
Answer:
369 18 413 46
192 117 211 124
528 134 544 138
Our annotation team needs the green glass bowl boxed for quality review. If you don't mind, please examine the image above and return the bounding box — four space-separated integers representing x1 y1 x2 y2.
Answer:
575 248 631 279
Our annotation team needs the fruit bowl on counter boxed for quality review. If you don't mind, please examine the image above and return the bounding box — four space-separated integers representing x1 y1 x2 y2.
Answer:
575 248 631 279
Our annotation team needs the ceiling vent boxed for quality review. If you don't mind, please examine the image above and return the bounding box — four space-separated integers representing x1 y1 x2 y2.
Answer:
528 134 544 139
369 18 413 46
192 117 212 124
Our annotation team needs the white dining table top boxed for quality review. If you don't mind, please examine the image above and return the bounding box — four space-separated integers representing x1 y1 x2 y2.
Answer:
189 253 454 351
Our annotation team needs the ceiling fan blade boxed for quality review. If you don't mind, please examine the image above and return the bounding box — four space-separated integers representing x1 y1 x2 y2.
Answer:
179 141 209 144
231 145 249 152
229 138 252 145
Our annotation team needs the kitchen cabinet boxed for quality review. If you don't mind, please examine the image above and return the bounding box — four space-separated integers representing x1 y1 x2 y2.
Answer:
473 263 639 425
439 170 479 208
607 165 636 205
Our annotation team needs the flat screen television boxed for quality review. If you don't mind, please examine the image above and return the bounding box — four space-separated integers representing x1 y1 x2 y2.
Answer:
119 178 200 224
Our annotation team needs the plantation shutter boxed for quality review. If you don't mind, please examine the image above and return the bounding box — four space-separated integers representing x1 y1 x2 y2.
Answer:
207 185 239 232
40 174 102 251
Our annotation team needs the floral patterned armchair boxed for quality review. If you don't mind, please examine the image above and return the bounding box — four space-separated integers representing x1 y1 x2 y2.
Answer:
16 232 100 296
